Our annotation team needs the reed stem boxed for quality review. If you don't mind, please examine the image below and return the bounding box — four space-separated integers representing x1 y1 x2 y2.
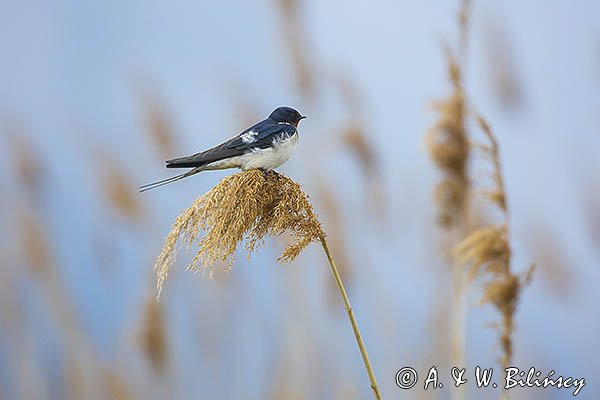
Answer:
451 262 467 400
319 236 382 400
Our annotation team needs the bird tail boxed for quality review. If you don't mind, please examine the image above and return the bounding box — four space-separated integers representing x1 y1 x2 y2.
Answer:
139 167 204 193
165 154 207 169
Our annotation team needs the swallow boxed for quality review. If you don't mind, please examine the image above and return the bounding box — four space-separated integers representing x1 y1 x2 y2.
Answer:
140 106 306 192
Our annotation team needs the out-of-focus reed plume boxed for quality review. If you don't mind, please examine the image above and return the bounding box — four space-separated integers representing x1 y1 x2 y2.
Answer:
453 224 534 371
473 115 507 211
153 169 382 399
337 75 377 174
276 0 315 100
579 180 600 250
454 225 510 279
336 74 386 219
4 119 44 198
137 294 168 374
482 16 524 110
138 88 178 160
426 52 469 228
425 5 471 400
103 159 144 222
103 371 135 400
425 45 471 400
18 209 50 274
64 356 86 400
454 111 535 376
316 182 353 308
457 0 472 56
528 227 572 296
267 320 313 400
343 124 375 172
11 202 103 399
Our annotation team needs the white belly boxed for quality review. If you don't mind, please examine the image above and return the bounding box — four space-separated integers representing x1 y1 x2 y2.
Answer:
205 133 298 171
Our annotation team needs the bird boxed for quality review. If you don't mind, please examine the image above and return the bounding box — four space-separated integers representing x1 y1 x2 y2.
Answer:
140 106 306 192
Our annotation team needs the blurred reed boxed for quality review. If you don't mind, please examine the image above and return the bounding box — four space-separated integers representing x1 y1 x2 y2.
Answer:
103 159 144 222
426 3 532 400
103 371 136 400
9 136 43 198
138 88 179 160
425 51 469 230
316 182 354 309
425 5 472 399
153 170 382 400
336 74 386 220
527 226 572 296
481 14 525 110
137 294 168 374
453 112 535 380
276 0 316 101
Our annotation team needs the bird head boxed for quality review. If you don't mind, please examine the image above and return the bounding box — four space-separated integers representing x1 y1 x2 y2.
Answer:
269 106 306 126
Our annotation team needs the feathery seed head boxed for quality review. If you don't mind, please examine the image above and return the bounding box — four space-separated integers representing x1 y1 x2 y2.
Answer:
426 51 470 228
453 224 510 279
137 297 167 373
434 176 468 228
154 170 324 298
426 94 468 175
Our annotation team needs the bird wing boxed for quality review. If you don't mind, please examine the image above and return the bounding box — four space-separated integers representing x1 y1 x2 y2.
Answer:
165 121 296 169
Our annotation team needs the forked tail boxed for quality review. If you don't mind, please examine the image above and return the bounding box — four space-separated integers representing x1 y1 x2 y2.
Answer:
139 167 204 192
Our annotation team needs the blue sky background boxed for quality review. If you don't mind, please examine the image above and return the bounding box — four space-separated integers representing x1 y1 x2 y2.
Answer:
1 1 599 399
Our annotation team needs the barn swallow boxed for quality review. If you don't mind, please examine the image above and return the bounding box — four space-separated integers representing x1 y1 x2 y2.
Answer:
140 106 305 192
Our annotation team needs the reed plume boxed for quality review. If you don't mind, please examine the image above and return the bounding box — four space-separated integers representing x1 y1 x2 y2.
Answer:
336 75 386 219
425 23 471 400
103 371 135 400
425 52 469 228
138 88 178 160
427 0 535 385
453 112 535 375
316 182 354 309
276 0 315 100
103 162 143 222
424 4 535 400
137 295 168 374
154 169 382 400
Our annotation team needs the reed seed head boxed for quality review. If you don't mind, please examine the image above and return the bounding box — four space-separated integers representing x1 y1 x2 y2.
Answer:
453 224 510 279
104 164 142 221
433 176 468 228
139 90 178 160
426 51 470 228
155 170 324 297
454 223 535 369
426 94 468 175
138 296 167 373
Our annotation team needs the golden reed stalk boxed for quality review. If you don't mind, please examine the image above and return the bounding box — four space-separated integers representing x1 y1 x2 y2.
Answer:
154 170 382 399
320 237 382 400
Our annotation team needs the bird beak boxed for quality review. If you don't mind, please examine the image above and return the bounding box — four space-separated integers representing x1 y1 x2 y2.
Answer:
300 115 307 120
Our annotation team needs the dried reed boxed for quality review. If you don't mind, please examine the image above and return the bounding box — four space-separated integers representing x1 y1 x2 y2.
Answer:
276 0 315 100
138 89 178 160
103 162 143 222
425 40 470 400
482 18 524 110
316 182 354 309
154 170 382 400
336 74 386 220
425 52 469 228
103 371 135 400
453 111 535 375
137 295 167 373
428 1 535 386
